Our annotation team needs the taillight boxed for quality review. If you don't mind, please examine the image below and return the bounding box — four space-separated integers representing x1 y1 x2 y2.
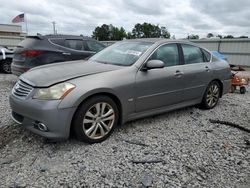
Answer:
21 50 44 57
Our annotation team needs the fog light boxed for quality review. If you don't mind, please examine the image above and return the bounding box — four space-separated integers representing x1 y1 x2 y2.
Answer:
38 123 48 132
33 121 48 132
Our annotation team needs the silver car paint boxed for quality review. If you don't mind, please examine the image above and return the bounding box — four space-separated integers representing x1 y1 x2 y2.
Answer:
10 39 231 140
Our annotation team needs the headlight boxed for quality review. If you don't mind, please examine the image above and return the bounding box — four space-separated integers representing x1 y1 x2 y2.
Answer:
33 82 75 100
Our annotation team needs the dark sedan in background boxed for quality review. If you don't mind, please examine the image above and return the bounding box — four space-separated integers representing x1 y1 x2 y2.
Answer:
11 35 106 76
10 39 231 143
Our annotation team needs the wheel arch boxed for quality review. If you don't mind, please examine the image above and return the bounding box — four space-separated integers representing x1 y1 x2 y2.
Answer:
211 79 223 97
70 91 123 137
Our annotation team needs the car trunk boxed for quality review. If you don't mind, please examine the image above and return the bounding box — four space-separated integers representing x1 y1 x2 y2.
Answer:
13 36 44 66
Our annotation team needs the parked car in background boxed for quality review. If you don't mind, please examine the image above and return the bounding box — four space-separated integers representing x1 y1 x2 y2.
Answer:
10 39 231 143
11 35 106 76
0 46 13 73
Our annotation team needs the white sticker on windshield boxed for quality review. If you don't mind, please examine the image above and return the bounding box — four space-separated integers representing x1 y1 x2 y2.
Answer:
113 49 142 56
126 50 142 56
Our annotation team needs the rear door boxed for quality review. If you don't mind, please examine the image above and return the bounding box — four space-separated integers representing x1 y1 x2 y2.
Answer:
178 44 213 101
135 43 186 112
63 39 91 60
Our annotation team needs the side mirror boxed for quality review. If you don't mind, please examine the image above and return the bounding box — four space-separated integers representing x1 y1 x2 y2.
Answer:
143 60 164 71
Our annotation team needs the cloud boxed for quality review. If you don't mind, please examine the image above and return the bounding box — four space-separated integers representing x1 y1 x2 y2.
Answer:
190 0 250 35
0 0 249 38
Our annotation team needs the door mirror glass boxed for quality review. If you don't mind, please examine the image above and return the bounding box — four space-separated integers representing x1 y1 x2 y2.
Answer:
145 60 164 70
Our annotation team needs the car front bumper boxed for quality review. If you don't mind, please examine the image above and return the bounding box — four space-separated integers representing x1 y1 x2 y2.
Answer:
9 94 77 140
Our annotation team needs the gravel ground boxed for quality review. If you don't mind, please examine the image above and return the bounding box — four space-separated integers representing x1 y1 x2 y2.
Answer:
0 72 250 188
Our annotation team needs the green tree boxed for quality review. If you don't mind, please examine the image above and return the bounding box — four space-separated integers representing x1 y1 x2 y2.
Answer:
188 34 199 39
216 35 222 39
92 24 110 41
131 22 170 38
207 33 214 38
126 32 135 39
119 27 127 40
223 35 234 39
239 35 248 38
160 26 170 38
92 24 127 41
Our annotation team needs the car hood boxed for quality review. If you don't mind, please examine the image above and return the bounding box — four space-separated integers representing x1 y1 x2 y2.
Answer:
20 60 123 87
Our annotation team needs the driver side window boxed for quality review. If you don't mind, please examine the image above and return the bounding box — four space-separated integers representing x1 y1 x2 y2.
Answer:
149 44 179 67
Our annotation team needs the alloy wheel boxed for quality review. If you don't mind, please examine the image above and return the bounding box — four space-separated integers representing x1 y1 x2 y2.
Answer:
206 84 219 107
83 102 115 140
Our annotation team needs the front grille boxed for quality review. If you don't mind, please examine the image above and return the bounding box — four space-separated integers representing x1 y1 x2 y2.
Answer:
12 80 33 99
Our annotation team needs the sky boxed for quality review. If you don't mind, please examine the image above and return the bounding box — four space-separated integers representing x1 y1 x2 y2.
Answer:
0 0 249 38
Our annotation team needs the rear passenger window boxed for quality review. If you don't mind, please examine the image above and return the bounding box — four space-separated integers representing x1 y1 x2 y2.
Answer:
201 49 211 62
149 44 179 67
182 44 204 64
64 40 84 51
86 41 105 52
49 38 65 46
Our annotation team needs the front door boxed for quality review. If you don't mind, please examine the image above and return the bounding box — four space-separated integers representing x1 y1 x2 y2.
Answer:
135 43 185 112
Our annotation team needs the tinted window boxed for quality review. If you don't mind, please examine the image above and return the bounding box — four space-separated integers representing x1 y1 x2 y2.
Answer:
50 38 65 46
202 49 211 62
64 40 84 51
86 41 105 52
182 44 203 64
150 44 179 67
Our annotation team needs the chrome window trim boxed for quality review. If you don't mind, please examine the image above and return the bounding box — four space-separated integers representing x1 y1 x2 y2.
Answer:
48 38 94 53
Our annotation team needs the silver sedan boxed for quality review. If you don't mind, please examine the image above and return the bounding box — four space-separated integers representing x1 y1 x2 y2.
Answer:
10 39 231 143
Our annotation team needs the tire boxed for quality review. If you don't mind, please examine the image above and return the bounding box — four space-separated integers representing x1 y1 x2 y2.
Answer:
72 95 119 143
240 87 246 94
200 81 221 109
1 59 12 74
231 85 236 93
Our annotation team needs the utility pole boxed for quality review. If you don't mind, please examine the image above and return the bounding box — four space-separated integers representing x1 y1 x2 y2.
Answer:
52 21 56 35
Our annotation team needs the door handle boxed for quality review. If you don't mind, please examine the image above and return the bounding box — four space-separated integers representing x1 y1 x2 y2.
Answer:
174 70 184 77
62 52 71 55
205 66 210 72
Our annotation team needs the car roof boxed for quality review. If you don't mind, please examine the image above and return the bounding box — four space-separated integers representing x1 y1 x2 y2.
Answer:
27 34 93 40
124 38 199 45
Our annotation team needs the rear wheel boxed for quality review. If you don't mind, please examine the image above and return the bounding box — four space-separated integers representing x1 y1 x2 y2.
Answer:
73 95 119 143
1 59 12 74
200 81 221 109
240 87 246 94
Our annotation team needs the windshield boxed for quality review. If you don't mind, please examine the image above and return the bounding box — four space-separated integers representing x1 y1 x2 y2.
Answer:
90 41 152 66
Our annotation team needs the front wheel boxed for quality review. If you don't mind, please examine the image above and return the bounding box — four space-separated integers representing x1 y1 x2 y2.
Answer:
72 95 119 143
200 81 221 109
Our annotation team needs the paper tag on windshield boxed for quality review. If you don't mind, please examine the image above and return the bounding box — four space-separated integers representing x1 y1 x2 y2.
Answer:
126 50 142 56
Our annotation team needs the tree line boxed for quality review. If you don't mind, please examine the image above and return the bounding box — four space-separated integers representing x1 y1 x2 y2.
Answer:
92 23 170 41
185 32 248 39
92 22 248 41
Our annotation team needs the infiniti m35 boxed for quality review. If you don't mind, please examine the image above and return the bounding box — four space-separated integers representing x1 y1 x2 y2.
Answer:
10 39 231 143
